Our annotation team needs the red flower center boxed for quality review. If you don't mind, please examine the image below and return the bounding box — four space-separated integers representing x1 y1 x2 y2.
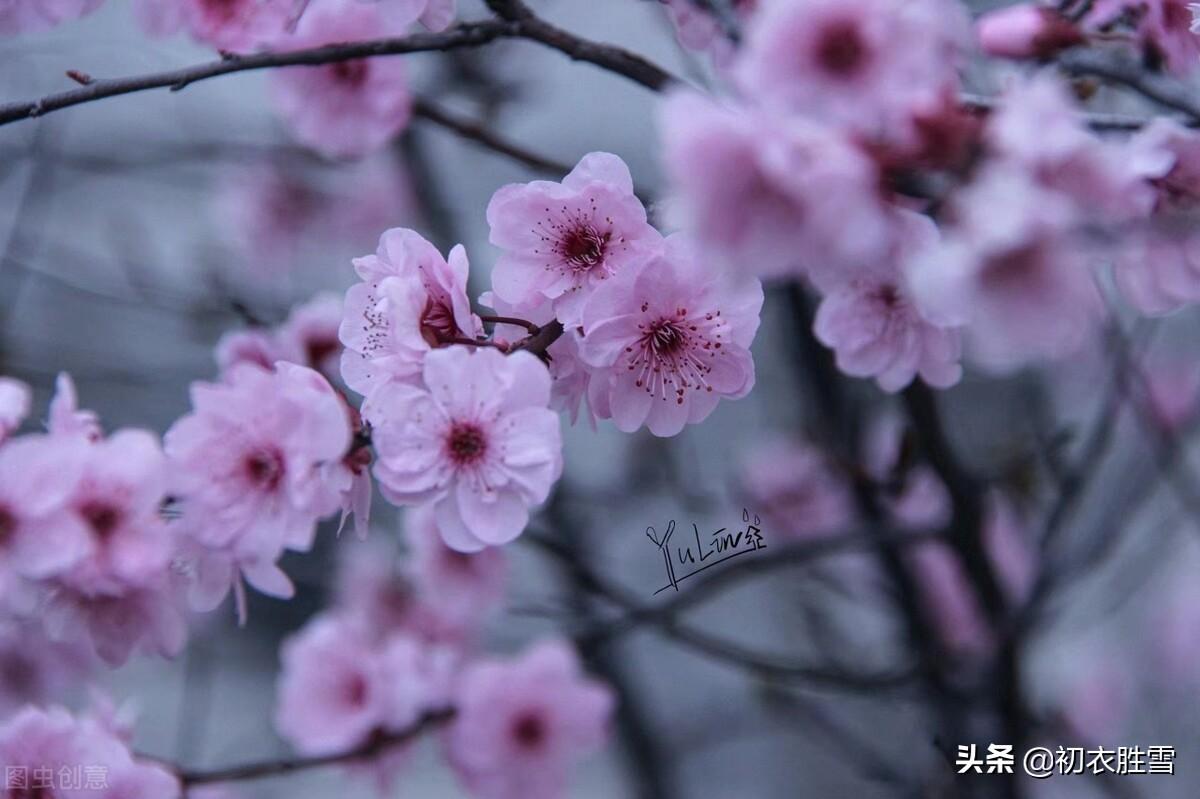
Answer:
244 449 285 491
305 336 340 369
0 506 14 545
815 18 869 77
558 225 608 270
446 422 487 466
511 712 547 749
80 501 121 540
421 297 460 347
330 60 369 88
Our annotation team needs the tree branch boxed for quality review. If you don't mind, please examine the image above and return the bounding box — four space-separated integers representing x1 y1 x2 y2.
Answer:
413 98 573 176
176 710 454 786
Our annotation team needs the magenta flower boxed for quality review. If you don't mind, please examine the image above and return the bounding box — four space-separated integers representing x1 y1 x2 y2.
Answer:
445 639 614 799
276 614 392 755
59 429 173 595
278 292 344 377
42 580 188 667
659 91 893 278
907 169 1104 370
133 0 292 51
0 0 102 34
340 227 481 400
733 0 968 134
487 152 661 326
813 213 963 393
0 706 180 799
215 329 284 376
270 1 413 159
579 235 762 437
0 435 90 583
0 377 30 443
165 362 352 612
366 346 563 552
406 505 508 630
976 4 1083 59
740 439 854 540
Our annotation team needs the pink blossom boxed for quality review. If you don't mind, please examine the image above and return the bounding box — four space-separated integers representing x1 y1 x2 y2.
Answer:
579 235 762 437
58 429 173 595
278 292 344 377
445 639 614 799
0 377 30 443
133 0 293 51
486 152 662 326
276 614 392 755
976 4 1083 59
659 90 893 278
1062 659 1129 740
813 212 963 393
982 493 1034 608
662 0 757 66
1113 119 1200 314
215 329 284 376
0 619 94 715
1140 353 1200 431
733 0 969 136
340 228 481 400
862 413 951 531
0 0 103 34
42 580 188 667
48 373 101 442
985 74 1154 222
479 291 597 426
0 705 180 799
416 0 454 30
213 165 324 274
366 346 562 552
908 543 993 659
1090 0 1200 75
270 0 413 159
740 439 854 540
405 505 508 629
165 362 351 612
0 435 90 583
907 169 1104 370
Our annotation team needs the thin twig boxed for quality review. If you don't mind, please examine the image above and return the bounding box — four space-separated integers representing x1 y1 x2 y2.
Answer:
413 98 573 176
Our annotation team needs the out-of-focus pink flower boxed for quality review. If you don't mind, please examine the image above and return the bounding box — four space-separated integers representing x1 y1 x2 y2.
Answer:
1062 659 1129 741
0 435 90 583
165 362 351 613
1154 571 1200 682
579 235 762 437
479 291 597 426
276 614 392 755
1140 353 1200 430
0 618 94 714
48 373 102 442
986 74 1154 222
59 430 173 595
1113 119 1200 314
659 91 893 278
1090 0 1200 75
907 169 1104 370
133 0 293 52
486 152 661 327
367 346 562 552
740 439 854 540
862 413 951 531
278 292 344 377
445 639 614 799
0 0 103 34
340 228 481 400
976 4 1084 59
733 0 969 137
982 493 1034 607
0 705 180 799
215 329 285 376
334 538 458 644
908 543 993 659
406 505 507 629
662 0 757 66
813 212 963 393
270 0 412 159
0 377 30 443
42 581 188 667
417 0 454 31
213 165 323 274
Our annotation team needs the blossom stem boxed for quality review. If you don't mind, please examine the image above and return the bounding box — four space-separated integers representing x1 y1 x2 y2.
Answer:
511 319 565 361
477 314 541 334
176 710 454 786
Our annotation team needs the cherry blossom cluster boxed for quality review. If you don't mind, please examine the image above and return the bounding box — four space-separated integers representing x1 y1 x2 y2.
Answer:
659 0 1200 381
275 512 613 796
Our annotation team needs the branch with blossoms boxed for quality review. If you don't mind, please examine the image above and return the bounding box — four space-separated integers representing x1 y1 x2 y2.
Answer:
7 0 1200 797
